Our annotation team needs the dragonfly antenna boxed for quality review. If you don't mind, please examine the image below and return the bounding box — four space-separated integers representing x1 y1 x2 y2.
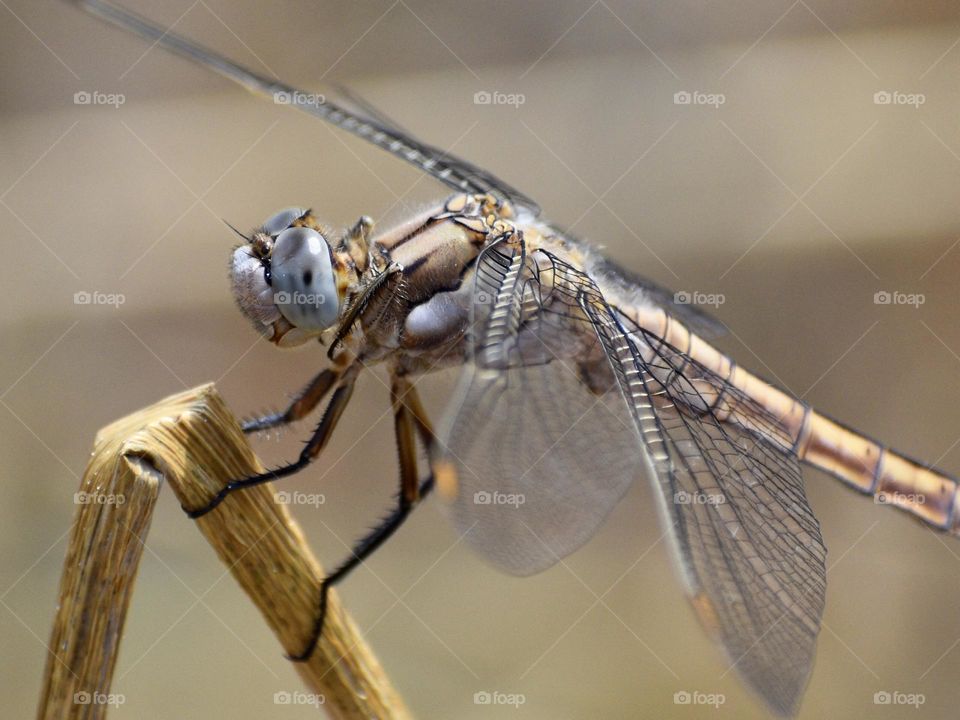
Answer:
222 219 251 243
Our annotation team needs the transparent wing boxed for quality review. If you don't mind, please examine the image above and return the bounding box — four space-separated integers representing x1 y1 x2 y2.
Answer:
438 236 641 576
329 84 415 137
440 232 826 715
582 298 826 717
588 250 726 338
75 0 540 215
551 222 726 338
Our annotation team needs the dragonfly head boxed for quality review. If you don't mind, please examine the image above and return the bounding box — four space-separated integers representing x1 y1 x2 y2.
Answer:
230 207 345 347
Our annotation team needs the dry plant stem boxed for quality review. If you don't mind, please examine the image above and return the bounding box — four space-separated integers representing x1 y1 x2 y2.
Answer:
39 383 411 720
37 407 163 720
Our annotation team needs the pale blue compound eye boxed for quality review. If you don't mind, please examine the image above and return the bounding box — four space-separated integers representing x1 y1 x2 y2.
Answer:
261 207 307 237
270 227 340 331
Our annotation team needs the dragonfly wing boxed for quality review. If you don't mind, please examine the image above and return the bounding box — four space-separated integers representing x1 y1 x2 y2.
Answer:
439 234 824 712
583 299 827 717
76 0 540 216
438 236 641 576
587 249 726 338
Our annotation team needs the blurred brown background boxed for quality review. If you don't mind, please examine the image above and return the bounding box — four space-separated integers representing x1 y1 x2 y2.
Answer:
4 1 960 718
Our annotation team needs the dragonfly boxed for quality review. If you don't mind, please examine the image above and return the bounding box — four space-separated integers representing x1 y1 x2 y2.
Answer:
73 1 960 716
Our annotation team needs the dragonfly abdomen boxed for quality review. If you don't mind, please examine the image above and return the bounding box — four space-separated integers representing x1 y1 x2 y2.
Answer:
796 410 960 532
628 302 960 534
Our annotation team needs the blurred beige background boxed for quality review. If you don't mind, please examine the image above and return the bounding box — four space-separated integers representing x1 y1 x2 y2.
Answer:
5 1 960 718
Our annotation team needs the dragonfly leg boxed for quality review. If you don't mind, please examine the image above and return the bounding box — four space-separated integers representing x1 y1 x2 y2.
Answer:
289 375 434 662
184 377 356 519
400 378 439 472
327 262 403 360
241 368 338 433
342 215 374 272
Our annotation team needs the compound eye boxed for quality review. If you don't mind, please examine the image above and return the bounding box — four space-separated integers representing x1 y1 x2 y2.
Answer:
270 227 339 330
261 207 307 237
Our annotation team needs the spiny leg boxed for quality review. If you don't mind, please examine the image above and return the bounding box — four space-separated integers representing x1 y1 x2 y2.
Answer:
185 377 356 519
242 368 338 433
327 262 403 360
400 378 439 471
290 376 435 662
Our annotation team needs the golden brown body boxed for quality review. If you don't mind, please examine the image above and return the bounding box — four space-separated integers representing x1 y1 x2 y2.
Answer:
361 192 960 537
624 302 960 533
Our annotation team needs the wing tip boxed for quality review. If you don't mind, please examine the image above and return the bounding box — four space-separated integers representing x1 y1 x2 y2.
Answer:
686 591 814 717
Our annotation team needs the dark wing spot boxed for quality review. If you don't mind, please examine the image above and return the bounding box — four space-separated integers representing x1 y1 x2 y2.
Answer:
302 269 313 285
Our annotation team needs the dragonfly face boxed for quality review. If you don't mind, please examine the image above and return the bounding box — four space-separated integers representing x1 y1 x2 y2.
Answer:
230 207 351 347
